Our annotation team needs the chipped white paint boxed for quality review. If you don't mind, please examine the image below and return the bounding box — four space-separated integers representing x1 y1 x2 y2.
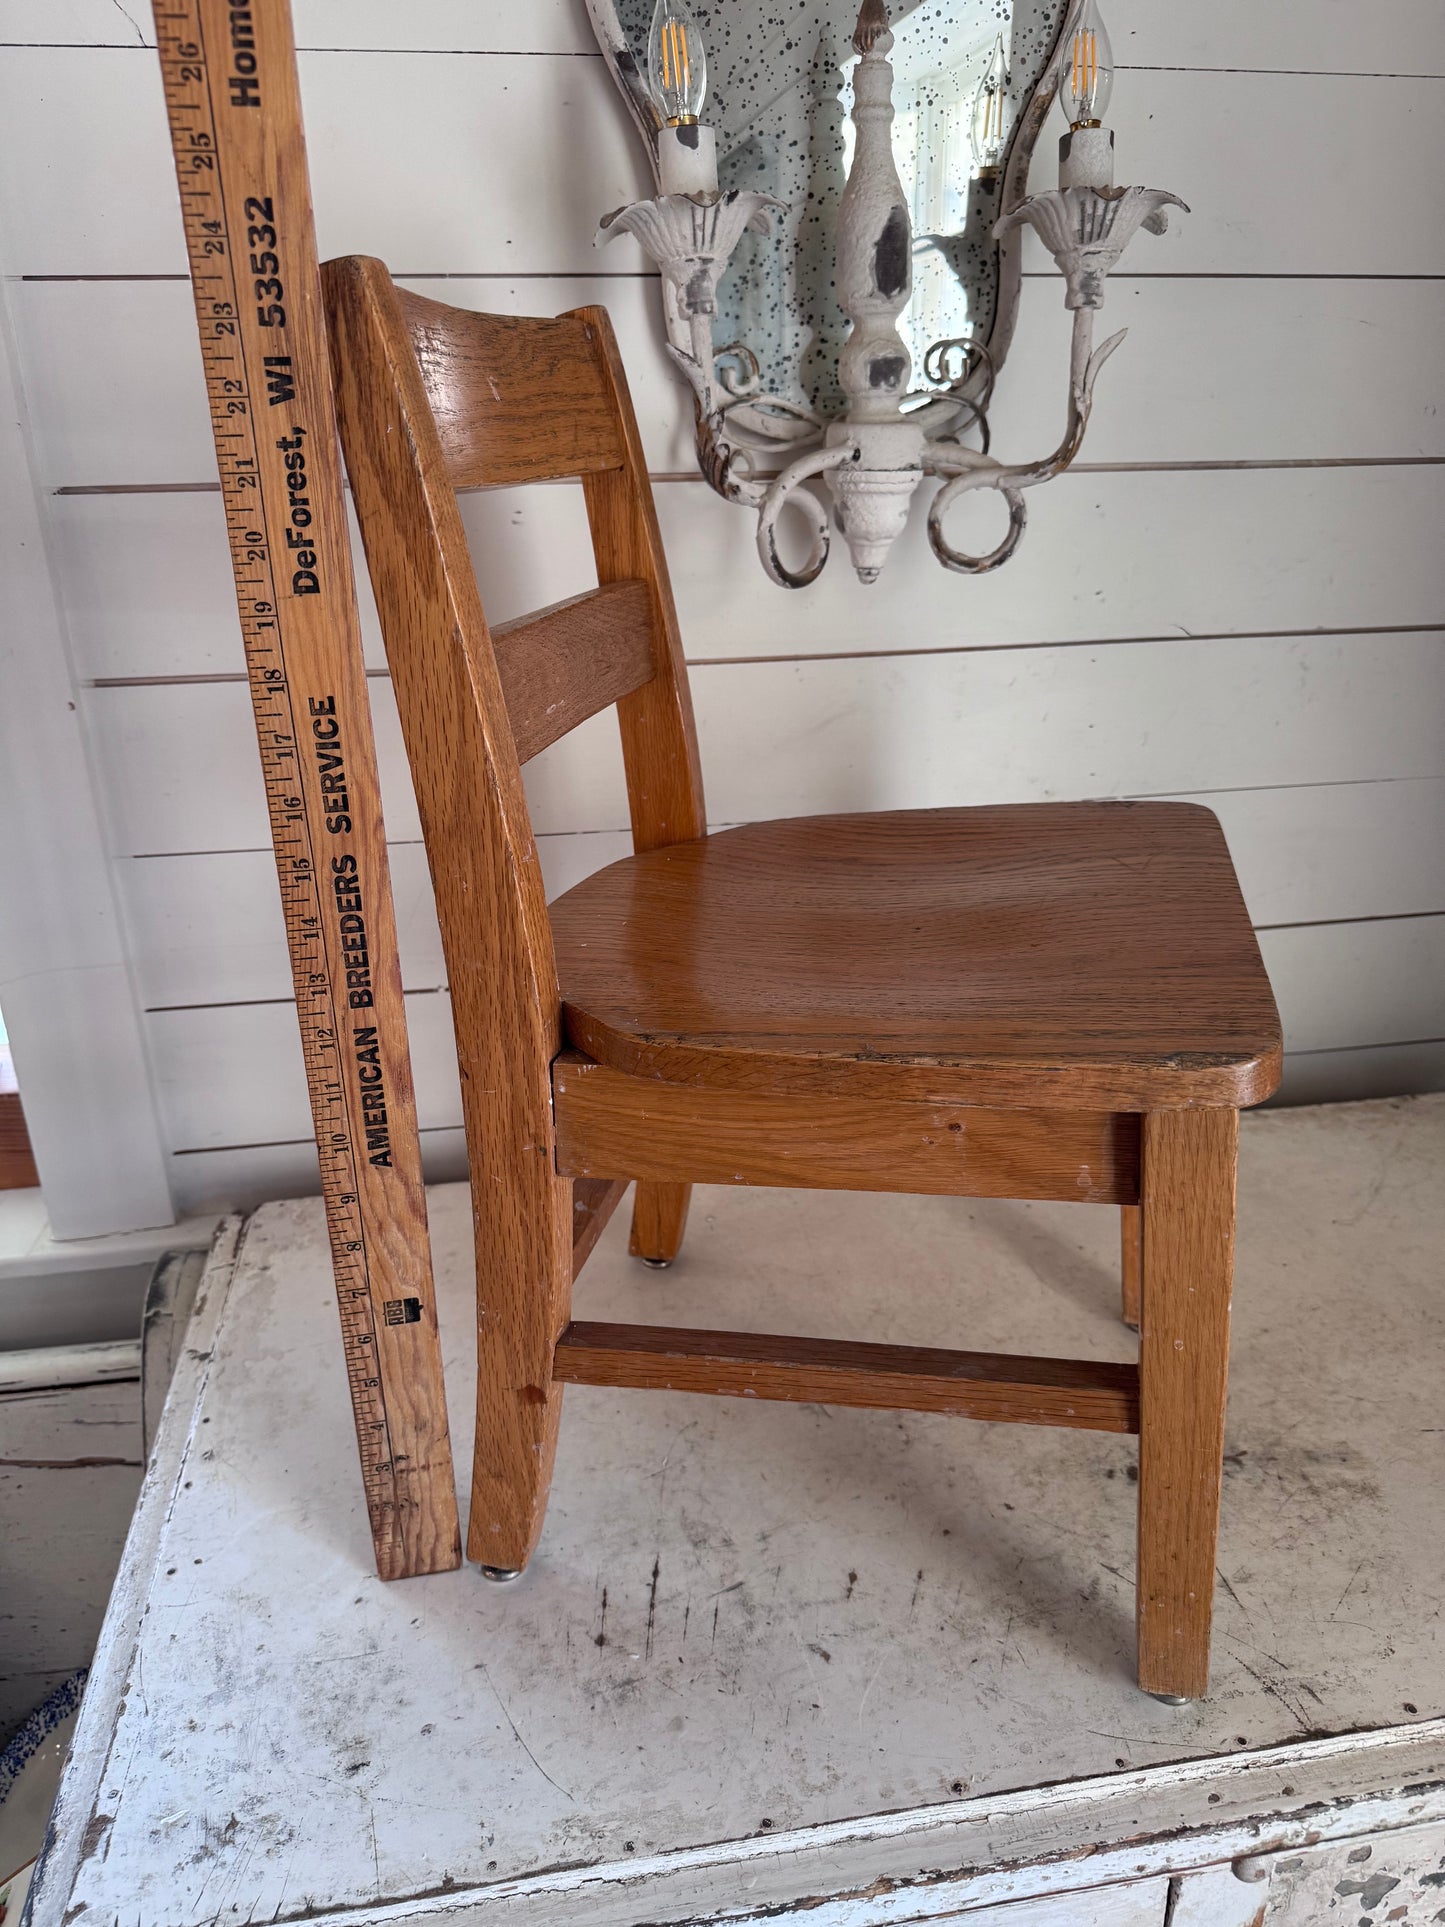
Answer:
1255 1820 1445 1923
1165 1864 1270 1927
0 1341 140 1394
922 1883 1171 1924
26 1216 244 1911
0 1350 142 1740
28 1100 1445 1926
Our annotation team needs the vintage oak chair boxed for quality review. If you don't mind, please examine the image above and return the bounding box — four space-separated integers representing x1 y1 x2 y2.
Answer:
323 256 1282 1701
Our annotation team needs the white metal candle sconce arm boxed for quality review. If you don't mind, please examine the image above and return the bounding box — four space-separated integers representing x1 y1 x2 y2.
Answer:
593 0 1187 587
924 182 1187 575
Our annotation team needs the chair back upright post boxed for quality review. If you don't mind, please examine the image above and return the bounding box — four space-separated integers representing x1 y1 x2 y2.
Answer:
322 255 703 1566
577 311 707 853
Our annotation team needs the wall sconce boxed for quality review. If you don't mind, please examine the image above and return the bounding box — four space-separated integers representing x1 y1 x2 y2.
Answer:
591 0 1185 587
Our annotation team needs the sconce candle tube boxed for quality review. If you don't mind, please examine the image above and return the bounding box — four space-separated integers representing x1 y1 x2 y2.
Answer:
1060 122 1114 190
658 120 719 196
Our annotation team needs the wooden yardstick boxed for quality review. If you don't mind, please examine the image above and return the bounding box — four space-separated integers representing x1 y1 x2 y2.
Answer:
152 0 460 1579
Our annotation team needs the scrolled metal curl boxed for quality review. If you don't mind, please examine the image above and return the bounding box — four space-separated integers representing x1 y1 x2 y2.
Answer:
925 470 1028 574
755 442 856 589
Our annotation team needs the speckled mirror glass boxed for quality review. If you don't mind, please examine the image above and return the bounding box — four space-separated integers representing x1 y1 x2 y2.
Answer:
598 0 1066 419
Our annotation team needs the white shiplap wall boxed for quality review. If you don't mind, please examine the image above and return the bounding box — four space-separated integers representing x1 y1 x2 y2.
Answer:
0 0 1442 1221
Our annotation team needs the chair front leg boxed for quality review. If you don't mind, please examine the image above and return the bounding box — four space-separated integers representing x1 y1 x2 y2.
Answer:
1136 1107 1239 1701
630 1180 693 1268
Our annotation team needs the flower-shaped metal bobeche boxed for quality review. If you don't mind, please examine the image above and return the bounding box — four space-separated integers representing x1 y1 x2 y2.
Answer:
999 184 1189 311
599 189 784 396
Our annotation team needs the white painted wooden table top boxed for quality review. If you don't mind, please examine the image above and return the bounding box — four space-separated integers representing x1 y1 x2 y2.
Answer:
30 1099 1445 1926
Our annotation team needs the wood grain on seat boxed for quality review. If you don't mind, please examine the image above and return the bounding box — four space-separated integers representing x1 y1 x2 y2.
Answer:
550 800 1282 1110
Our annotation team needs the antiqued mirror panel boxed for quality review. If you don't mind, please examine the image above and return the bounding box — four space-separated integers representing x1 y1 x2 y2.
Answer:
591 0 1183 586
612 0 1064 416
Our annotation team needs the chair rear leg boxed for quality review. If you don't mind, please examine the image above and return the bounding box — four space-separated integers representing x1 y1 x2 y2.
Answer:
467 1167 574 1575
1120 1204 1143 1330
630 1180 692 1268
1136 1108 1238 1701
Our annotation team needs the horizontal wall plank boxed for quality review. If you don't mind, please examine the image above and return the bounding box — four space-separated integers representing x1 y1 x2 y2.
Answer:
0 47 651 277
1274 1045 1445 1107
50 481 602 681
166 1127 470 1218
672 633 1445 829
997 276 1445 464
121 830 637 1009
16 275 1445 497
90 670 425 850
122 842 446 1011
85 630 1445 856
1 49 1440 277
113 780 1445 1012
8 1 1442 75
1195 778 1445 929
0 1 597 52
1123 0 1445 76
652 465 1445 663
10 275 682 489
1258 915 1445 1054
284 1 595 54
150 989 461 1150
0 0 154 43
142 916 1445 1157
48 464 1445 681
528 630 1445 840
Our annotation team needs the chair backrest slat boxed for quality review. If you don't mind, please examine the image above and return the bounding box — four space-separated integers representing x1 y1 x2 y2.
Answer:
401 295 628 488
493 579 655 764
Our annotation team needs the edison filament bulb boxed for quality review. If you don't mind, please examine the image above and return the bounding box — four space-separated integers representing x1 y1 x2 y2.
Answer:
1060 0 1114 129
648 0 708 126
969 31 1011 174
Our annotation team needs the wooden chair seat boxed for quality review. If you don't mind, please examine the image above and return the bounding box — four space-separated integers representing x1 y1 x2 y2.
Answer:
551 800 1281 1111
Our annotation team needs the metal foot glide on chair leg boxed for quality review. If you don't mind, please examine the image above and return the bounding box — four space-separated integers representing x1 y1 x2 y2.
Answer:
639 1256 672 1270
1148 1691 1193 1705
479 1565 525 1584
